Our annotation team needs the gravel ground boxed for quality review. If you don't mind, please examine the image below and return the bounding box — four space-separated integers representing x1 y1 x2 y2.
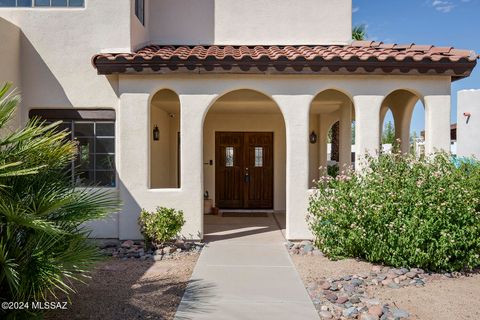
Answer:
46 254 199 320
374 274 480 320
292 254 480 320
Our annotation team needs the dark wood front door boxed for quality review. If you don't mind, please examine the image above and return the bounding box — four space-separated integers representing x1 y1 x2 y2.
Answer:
215 132 274 209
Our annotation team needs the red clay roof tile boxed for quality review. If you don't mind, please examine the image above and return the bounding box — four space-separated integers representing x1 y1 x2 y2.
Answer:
92 42 478 79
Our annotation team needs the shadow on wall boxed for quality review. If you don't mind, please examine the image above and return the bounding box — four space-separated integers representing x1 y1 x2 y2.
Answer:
19 30 73 114
117 177 143 240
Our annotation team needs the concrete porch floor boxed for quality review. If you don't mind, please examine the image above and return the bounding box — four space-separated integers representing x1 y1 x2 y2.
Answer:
175 213 319 320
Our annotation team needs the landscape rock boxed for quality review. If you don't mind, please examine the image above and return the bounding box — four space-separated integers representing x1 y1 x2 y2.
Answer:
349 295 361 304
342 307 358 318
121 240 134 248
336 296 349 304
320 281 332 290
360 313 379 320
391 308 409 319
368 305 383 317
319 310 333 319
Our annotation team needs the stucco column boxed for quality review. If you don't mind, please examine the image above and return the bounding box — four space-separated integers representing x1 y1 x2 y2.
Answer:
354 95 384 169
118 93 151 240
390 96 417 155
178 94 217 238
318 115 329 171
424 95 451 154
274 95 312 240
392 107 412 154
339 102 352 169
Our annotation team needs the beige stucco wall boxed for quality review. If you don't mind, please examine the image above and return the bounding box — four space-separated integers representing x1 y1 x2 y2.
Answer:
0 18 21 89
116 74 451 240
0 1 131 123
203 113 286 211
130 0 150 49
457 90 480 158
149 0 352 45
0 18 21 130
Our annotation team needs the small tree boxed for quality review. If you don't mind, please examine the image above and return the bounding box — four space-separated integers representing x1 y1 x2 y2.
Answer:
382 121 395 144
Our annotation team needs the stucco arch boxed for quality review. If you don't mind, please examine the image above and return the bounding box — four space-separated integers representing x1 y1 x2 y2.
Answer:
380 89 425 154
202 88 287 216
149 89 181 189
309 87 354 106
201 87 284 126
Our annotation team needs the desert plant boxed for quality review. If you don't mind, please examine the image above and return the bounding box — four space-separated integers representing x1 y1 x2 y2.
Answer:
352 24 367 41
308 152 480 272
138 207 185 247
0 83 119 318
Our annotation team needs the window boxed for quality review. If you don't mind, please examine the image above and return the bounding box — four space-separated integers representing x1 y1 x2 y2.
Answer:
254 147 263 167
29 109 116 188
0 0 84 7
135 0 144 25
225 147 234 167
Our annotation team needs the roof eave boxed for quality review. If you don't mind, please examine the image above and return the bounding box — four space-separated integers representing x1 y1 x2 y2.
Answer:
93 57 477 81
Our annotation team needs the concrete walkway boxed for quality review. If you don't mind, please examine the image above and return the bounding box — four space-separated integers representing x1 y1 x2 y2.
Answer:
175 213 319 320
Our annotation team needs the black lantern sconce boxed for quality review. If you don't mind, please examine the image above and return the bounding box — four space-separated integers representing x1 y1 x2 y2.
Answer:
153 125 160 141
309 131 318 144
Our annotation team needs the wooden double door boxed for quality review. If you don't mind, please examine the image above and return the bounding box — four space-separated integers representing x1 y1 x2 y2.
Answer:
215 132 274 209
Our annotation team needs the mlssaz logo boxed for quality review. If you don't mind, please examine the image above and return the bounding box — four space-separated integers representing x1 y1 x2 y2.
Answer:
31 302 68 310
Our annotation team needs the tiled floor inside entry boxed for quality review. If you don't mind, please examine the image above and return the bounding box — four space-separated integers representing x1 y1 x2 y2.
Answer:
175 213 319 320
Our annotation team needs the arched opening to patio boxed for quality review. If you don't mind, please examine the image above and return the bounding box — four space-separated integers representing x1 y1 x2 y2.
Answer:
380 89 425 156
309 89 355 187
149 89 181 189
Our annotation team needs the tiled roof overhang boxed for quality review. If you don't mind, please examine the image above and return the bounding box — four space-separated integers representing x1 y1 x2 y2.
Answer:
92 41 478 80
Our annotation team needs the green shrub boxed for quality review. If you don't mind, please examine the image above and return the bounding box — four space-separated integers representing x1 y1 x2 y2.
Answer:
308 152 480 272
139 207 185 247
327 164 339 178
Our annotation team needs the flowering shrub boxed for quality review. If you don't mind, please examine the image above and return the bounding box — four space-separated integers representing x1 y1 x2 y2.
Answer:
139 207 185 247
308 152 480 272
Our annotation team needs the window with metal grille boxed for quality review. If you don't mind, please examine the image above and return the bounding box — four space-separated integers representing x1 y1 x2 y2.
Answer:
29 109 116 188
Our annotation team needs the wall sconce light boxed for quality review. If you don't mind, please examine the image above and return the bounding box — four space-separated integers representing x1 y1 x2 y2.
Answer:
153 125 160 141
309 131 318 144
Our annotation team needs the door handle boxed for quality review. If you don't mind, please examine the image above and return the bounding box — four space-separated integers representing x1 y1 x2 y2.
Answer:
244 167 250 183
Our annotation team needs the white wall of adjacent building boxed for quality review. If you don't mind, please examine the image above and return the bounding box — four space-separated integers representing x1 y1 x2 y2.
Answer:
457 90 480 159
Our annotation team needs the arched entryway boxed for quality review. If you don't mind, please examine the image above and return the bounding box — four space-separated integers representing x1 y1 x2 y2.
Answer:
309 89 355 185
380 89 424 155
202 89 287 235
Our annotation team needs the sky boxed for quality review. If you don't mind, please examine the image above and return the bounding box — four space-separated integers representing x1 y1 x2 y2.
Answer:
352 0 480 135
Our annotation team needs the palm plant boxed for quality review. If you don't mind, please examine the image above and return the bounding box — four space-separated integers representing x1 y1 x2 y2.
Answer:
0 83 119 318
352 24 367 41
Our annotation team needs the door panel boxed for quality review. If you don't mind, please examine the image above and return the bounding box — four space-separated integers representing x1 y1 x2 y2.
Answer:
244 133 274 209
215 132 274 209
215 132 244 208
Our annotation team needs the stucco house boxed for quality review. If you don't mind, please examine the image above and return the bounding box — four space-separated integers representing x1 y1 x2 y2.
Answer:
0 0 477 240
